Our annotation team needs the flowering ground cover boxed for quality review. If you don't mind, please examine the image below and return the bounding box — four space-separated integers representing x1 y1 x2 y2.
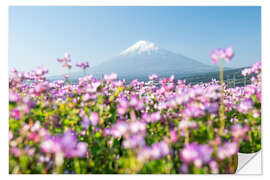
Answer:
9 47 261 174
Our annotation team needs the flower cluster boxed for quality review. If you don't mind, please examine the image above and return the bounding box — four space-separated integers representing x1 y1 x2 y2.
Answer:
57 53 72 69
76 61 89 70
41 130 87 158
210 46 234 64
9 51 261 174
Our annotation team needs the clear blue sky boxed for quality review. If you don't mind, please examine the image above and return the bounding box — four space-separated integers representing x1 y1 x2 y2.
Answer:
9 6 261 76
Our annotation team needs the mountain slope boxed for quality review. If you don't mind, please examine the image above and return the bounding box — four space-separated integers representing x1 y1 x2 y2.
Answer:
88 40 218 78
50 40 227 81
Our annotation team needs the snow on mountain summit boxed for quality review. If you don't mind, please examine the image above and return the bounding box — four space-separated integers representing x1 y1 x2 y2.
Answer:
120 40 161 56
68 40 218 79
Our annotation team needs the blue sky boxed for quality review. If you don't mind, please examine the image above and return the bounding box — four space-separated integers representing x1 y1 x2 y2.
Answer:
9 6 261 76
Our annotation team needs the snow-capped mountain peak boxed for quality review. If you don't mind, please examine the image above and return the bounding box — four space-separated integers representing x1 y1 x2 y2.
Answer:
120 40 161 56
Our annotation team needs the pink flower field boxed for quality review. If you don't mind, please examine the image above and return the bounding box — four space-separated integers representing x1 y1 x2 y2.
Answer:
9 48 261 174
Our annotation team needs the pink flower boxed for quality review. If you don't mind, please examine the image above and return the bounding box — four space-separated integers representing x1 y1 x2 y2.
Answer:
180 143 199 163
150 111 161 122
169 130 178 143
129 121 146 134
104 73 117 81
129 95 139 107
117 98 129 115
64 74 69 79
217 142 238 160
210 46 234 64
231 124 249 140
150 142 170 159
9 90 21 102
9 131 13 141
10 109 21 120
76 61 89 70
90 112 99 126
149 74 158 81
11 147 21 157
41 138 60 154
117 106 127 115
57 53 71 63
62 62 72 69
111 121 128 138
72 142 87 157
82 94 91 101
224 46 234 62
209 160 219 174
210 51 219 64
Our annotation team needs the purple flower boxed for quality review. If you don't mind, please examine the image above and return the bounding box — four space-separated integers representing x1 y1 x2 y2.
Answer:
57 53 71 63
180 143 213 165
197 144 213 163
117 98 129 115
142 113 151 123
62 62 72 69
76 61 89 71
238 99 254 114
210 46 234 64
231 124 249 140
64 52 71 60
224 46 234 62
150 141 170 159
82 93 91 101
35 67 48 76
150 111 161 122
104 73 117 82
159 142 170 156
111 121 128 138
217 142 238 160
149 74 158 81
179 163 189 173
180 143 200 163
169 130 178 143
72 142 87 157
117 106 127 116
64 74 69 79
31 121 41 132
33 82 50 95
11 147 21 157
81 117 91 129
209 160 219 174
41 130 87 158
151 143 162 159
205 102 218 114
10 109 21 120
137 147 152 161
210 49 222 64
122 135 145 149
129 95 139 107
21 96 35 114
40 138 61 154
182 104 204 118
9 90 21 102
129 121 146 134
178 120 197 130
89 112 99 126
60 131 78 154
135 100 144 110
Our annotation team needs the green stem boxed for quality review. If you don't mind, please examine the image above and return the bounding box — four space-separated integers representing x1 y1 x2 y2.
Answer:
74 158 81 174
68 69 72 85
219 60 225 135
184 128 189 145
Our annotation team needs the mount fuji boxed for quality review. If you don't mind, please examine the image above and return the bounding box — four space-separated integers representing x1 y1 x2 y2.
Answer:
63 40 224 81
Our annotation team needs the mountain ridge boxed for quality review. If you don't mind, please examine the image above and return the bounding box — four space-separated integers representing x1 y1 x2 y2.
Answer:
49 40 233 80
